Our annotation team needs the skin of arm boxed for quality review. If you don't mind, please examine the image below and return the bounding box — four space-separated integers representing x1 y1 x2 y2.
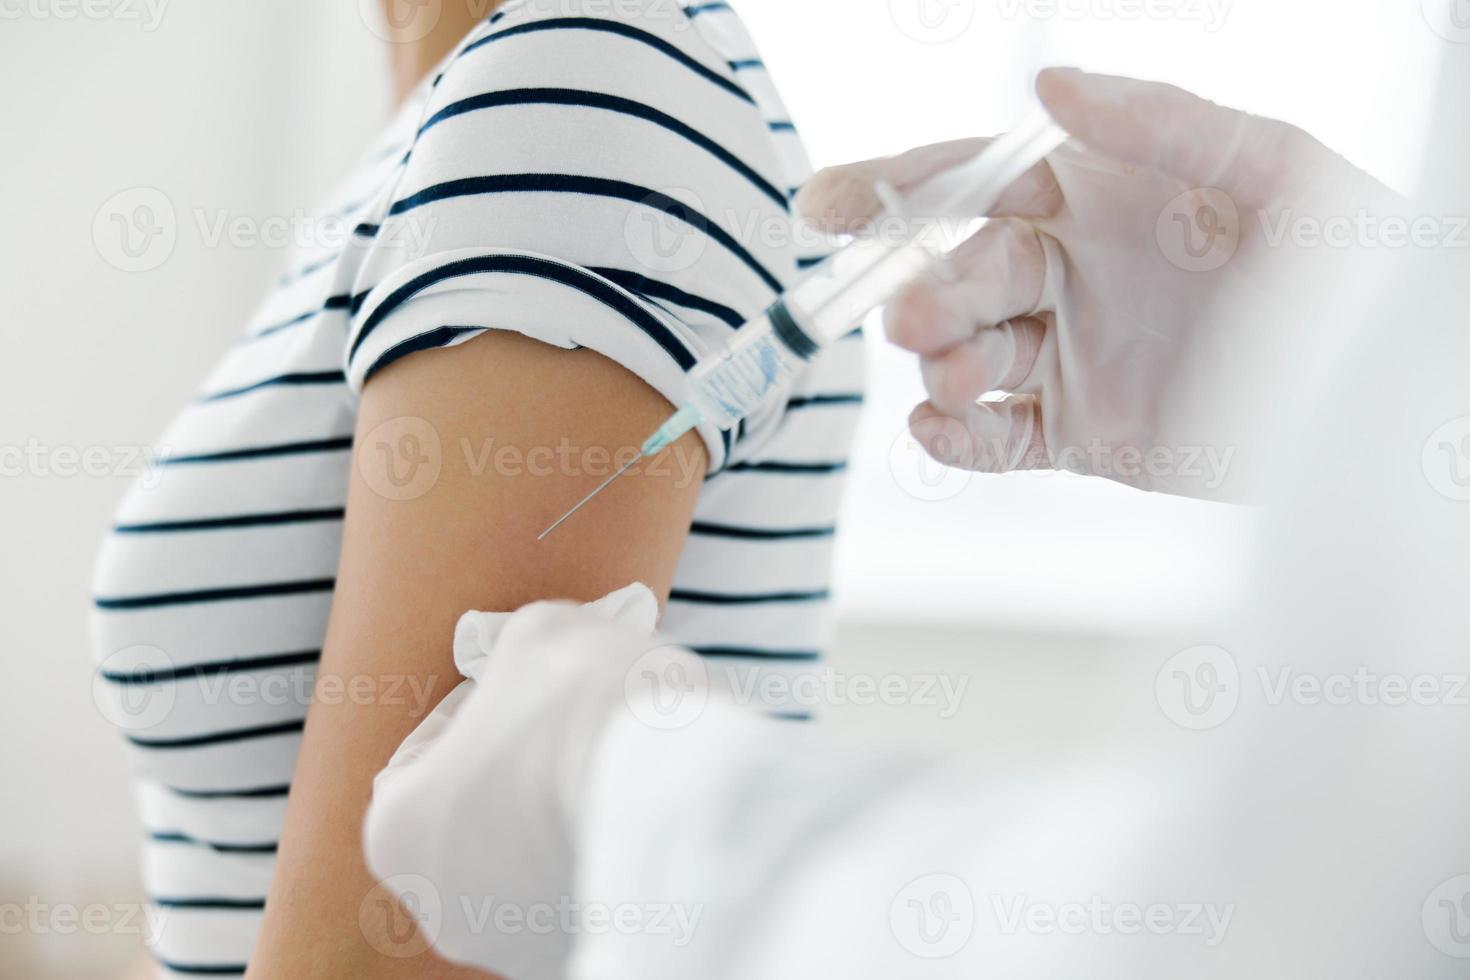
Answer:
132 9 506 978
244 330 707 978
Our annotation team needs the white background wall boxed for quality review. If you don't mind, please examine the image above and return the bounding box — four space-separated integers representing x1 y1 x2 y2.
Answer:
0 0 1446 975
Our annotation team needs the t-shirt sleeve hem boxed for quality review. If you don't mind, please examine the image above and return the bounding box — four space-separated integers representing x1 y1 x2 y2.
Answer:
344 247 727 473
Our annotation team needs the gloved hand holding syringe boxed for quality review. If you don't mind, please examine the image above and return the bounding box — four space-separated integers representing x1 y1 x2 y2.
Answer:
538 107 1069 539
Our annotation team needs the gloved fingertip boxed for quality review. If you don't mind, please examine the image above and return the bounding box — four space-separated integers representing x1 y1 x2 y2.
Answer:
885 278 966 354
907 400 941 427
1035 68 1148 157
796 166 884 230
907 402 981 471
1036 67 1111 146
1035 66 1084 106
790 181 821 221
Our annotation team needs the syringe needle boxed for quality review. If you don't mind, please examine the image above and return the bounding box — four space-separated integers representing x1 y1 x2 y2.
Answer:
537 453 644 541
538 406 701 542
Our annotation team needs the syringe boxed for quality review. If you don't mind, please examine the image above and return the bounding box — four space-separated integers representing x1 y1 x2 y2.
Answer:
538 108 1069 541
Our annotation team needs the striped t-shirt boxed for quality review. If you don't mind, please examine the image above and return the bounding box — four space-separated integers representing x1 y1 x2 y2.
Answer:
90 1 864 974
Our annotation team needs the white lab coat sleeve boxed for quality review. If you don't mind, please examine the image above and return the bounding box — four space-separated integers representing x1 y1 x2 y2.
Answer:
566 705 1196 980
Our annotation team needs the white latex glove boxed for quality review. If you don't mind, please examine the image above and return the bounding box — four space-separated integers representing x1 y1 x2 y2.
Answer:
798 68 1394 499
363 582 689 980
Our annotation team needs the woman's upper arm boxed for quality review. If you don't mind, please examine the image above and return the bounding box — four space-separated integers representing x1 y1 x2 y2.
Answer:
245 329 705 978
243 1 799 970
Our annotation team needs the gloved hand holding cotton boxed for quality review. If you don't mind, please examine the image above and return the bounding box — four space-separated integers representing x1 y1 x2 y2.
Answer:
362 583 682 979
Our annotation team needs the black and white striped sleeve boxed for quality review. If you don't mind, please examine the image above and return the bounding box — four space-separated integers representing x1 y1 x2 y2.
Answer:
343 0 798 472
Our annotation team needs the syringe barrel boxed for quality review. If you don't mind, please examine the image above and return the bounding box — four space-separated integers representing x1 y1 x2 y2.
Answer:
783 234 943 343
684 302 811 430
686 236 944 431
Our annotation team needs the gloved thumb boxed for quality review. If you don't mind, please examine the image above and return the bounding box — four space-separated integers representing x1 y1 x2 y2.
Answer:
1035 67 1326 207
